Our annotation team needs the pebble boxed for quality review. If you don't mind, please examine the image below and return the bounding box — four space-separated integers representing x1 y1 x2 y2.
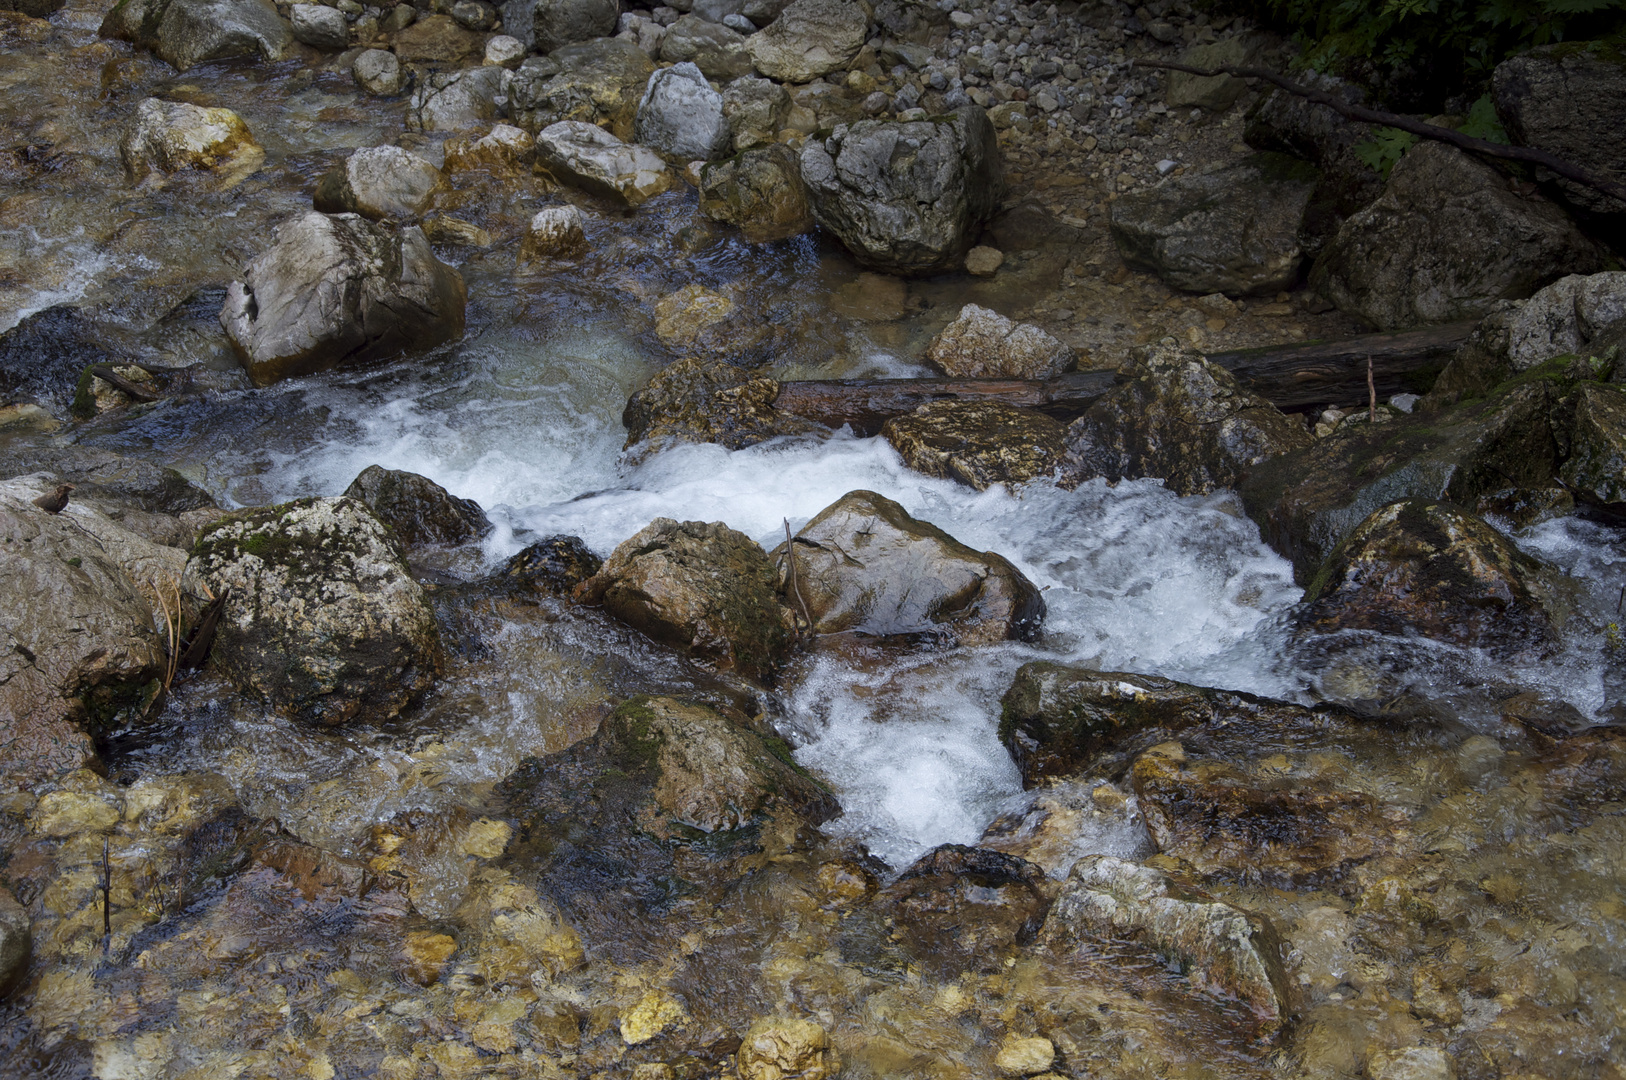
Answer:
965 245 1004 277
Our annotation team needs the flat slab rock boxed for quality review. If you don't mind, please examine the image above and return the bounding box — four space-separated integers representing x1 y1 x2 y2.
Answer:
535 120 673 206
881 399 1069 490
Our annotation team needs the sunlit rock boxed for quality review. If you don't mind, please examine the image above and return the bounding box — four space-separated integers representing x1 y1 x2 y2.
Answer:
721 75 790 151
745 0 867 82
352 48 402 94
535 120 674 206
882 400 1069 491
343 464 491 546
924 304 1072 378
120 97 263 184
289 2 347 49
313 145 446 221
408 65 509 133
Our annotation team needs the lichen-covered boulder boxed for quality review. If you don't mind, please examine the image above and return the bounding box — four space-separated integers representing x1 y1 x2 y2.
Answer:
1494 41 1626 218
185 496 444 725
799 106 1002 275
535 120 674 206
1063 340 1312 497
1559 382 1626 506
1108 153 1320 297
573 517 794 682
622 357 817 452
313 146 446 222
745 0 867 82
120 97 263 183
342 465 491 546
502 0 619 52
698 143 814 243
508 37 655 142
636 62 730 163
1310 142 1607 330
101 0 293 71
923 303 1072 378
219 211 467 387
776 489 1044 645
882 400 1069 491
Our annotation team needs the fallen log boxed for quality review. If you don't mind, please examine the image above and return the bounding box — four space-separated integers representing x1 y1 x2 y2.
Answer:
773 323 1475 434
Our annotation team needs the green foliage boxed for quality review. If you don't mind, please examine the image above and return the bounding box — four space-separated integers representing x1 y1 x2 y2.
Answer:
1354 126 1420 176
1458 92 1510 141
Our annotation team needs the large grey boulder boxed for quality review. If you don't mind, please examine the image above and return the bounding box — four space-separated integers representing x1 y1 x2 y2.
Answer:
635 63 730 163
185 497 444 725
508 38 655 141
289 1 347 48
313 145 446 221
535 120 674 205
119 97 263 184
1310 141 1607 330
408 66 511 133
220 211 468 387
503 0 619 51
799 106 1002 275
1494 41 1626 218
1109 153 1320 297
698 143 814 242
101 0 293 72
722 75 790 151
745 0 867 82
660 14 754 81
1505 271 1626 371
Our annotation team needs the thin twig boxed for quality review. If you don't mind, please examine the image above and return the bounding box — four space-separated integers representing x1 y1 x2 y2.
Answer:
1367 356 1376 423
784 518 813 639
1134 59 1626 204
102 839 111 953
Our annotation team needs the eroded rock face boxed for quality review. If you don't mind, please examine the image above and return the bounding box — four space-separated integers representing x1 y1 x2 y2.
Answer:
503 0 619 52
882 400 1069 490
597 695 837 838
777 489 1044 645
1506 271 1626 371
1109 153 1320 297
745 0 867 82
697 143 814 243
101 0 293 72
923 304 1072 379
1560 382 1626 506
573 517 793 682
408 66 509 133
1494 41 1626 218
1310 142 1606 330
219 211 468 387
884 845 1053 975
1063 341 1311 497
342 465 491 546
1300 499 1572 658
313 145 446 221
508 38 655 141
1040 855 1295 1038
120 97 263 183
622 357 817 452
799 107 1002 275
185 497 444 725
635 62 729 163
535 120 674 206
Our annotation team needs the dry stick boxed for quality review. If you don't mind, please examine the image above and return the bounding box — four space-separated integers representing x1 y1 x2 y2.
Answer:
1134 59 1626 205
102 839 111 954
784 518 813 639
1368 355 1376 423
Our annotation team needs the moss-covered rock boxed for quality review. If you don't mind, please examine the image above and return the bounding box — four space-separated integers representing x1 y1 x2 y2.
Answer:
882 400 1069 491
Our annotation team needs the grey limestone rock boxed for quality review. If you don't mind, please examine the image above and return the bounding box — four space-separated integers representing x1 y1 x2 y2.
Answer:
313 145 447 221
635 62 730 162
102 0 293 72
744 0 867 82
289 1 347 49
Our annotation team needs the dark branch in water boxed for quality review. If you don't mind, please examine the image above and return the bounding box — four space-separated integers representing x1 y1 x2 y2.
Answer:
1133 59 1626 205
102 839 111 954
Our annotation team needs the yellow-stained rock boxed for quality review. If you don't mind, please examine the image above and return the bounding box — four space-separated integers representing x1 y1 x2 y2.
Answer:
995 1035 1056 1076
655 284 734 351
737 1016 838 1080
401 931 458 986
620 988 688 1045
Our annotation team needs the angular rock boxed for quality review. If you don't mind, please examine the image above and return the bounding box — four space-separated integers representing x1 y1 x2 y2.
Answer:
1559 382 1626 506
502 0 619 52
698 143 813 242
0 886 28 996
635 62 729 163
1040 855 1295 1037
1506 270 1626 371
390 13 484 63
220 211 468 387
1494 41 1626 218
290 2 347 49
101 0 293 72
342 464 491 546
775 489 1044 645
884 845 1052 974
497 534 601 593
923 303 1071 379
1299 498 1570 658
573 517 793 682
1165 34 1262 111
353 48 403 94
185 496 444 725
1310 142 1606 331
1244 71 1383 246
737 1017 840 1080
120 97 263 184
721 75 789 151
597 695 837 837
313 145 446 221
622 356 817 451
745 0 867 82
661 14 753 80
535 120 674 205
508 37 654 140
1063 340 1312 497
443 123 537 175
1109 153 1320 297
799 106 1002 275
882 400 1068 491
408 66 509 133
484 33 526 67
520 204 588 259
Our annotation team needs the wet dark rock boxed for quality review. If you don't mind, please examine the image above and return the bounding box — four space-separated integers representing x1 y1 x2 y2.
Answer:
881 400 1069 491
660 14 754 81
509 37 654 141
503 0 619 52
1559 382 1626 506
573 517 794 683
923 303 1072 379
1040 855 1296 1039
1310 142 1607 331
342 465 491 546
498 534 602 593
1300 499 1572 658
1501 690 1599 740
799 106 1002 275
0 885 29 995
622 357 817 452
101 0 292 71
697 143 814 243
0 306 125 414
186 496 444 725
883 844 1053 974
635 62 730 163
745 0 867 82
388 12 484 63
1063 340 1312 497
219 211 468 387
0 445 216 515
1494 41 1626 219
774 489 1044 646
1422 302 1521 407
1108 153 1321 297
313 145 446 222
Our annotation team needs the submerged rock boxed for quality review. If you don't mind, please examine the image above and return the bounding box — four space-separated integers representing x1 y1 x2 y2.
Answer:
120 97 263 183
342 465 491 546
573 517 794 682
520 204 589 259
636 62 730 162
776 489 1044 645
745 0 867 82
220 211 468 387
881 400 1069 490
698 143 814 243
884 845 1053 974
1109 153 1320 297
923 303 1073 379
737 1017 840 1080
799 106 1002 275
313 145 446 222
101 0 293 72
509 37 655 142
1063 340 1311 497
0 306 126 415
535 120 674 206
186 496 444 725
622 356 816 451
